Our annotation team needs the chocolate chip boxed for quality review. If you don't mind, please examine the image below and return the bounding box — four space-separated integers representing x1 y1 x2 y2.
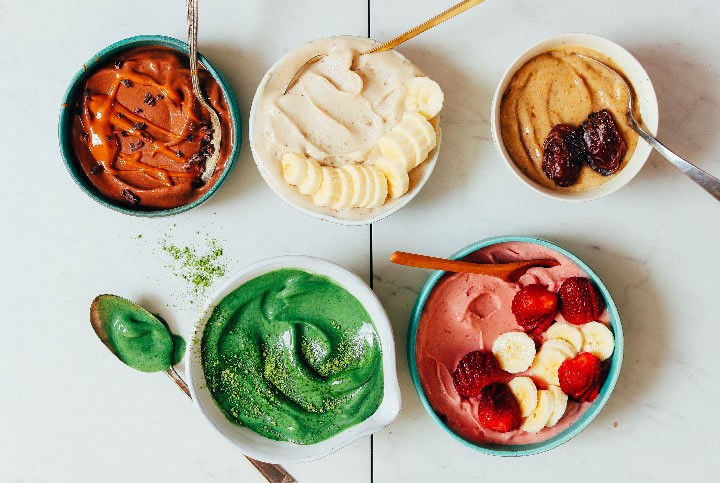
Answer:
106 135 114 142
186 134 195 142
188 122 197 131
91 164 103 174
132 122 146 130
156 94 164 100
143 93 156 106
121 189 140 205
117 112 124 118
203 133 212 143
141 134 154 143
176 151 183 157
184 153 203 170
120 131 128 137
120 79 133 88
129 140 145 151
113 61 123 69
191 177 206 188
133 107 143 114
80 132 89 143
201 144 215 155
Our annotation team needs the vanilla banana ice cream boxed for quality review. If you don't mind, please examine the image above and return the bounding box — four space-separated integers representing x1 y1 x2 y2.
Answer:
415 241 612 445
250 36 442 222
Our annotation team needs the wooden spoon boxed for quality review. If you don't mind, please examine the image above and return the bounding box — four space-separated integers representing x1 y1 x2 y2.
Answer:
390 251 559 282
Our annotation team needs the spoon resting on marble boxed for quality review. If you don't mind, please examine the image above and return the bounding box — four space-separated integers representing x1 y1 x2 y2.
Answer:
284 0 486 94
89 295 295 483
390 252 559 282
575 53 720 202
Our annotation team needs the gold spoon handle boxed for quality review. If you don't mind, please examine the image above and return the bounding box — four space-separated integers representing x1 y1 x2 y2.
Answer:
366 0 486 54
165 367 296 483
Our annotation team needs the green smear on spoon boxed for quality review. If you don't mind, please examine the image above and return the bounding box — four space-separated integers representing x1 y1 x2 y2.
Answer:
91 295 186 372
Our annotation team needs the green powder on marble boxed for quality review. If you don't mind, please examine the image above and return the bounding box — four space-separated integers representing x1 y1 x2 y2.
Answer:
161 237 227 302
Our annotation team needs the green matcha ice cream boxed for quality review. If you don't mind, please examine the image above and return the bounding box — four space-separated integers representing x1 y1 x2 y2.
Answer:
201 268 384 444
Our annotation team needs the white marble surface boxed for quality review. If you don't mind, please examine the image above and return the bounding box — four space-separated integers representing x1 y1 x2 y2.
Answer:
1 0 719 482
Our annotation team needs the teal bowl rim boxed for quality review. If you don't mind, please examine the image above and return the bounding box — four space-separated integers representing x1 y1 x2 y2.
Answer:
406 235 624 456
57 35 242 217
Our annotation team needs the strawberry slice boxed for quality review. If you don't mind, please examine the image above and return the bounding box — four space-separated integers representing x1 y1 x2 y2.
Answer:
476 383 522 433
576 360 610 402
452 350 504 398
558 277 605 325
558 352 605 402
511 284 558 335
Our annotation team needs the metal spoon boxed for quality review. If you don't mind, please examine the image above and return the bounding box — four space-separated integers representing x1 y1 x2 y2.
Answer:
187 0 222 183
390 251 559 282
89 296 295 483
576 53 720 202
284 0 486 94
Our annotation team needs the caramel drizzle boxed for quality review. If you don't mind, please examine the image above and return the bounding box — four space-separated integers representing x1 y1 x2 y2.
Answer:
80 65 204 187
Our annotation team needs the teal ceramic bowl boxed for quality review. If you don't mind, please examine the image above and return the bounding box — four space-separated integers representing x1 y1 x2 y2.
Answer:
407 235 623 456
58 35 242 216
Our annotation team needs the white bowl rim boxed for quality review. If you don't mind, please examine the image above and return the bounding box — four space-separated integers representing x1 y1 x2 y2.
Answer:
185 255 401 464
248 35 441 226
490 32 660 202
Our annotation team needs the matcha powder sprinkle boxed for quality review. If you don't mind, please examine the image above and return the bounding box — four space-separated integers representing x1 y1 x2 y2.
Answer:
161 238 227 302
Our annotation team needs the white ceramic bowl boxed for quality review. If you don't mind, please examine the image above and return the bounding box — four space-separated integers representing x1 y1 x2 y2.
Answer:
490 33 659 201
186 255 401 463
249 36 441 225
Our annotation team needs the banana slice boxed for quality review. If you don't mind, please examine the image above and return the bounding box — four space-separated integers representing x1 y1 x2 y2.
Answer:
377 130 416 171
340 164 368 208
403 111 437 149
521 389 555 434
507 376 538 418
281 152 308 186
546 322 584 353
492 331 536 374
374 155 409 199
357 165 376 208
541 339 578 359
580 321 615 361
546 385 568 428
393 119 431 169
298 158 323 195
333 167 354 210
364 166 389 208
531 339 577 386
311 167 341 207
405 76 444 119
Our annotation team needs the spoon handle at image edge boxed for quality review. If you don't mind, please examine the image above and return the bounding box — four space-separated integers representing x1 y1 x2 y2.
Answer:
164 368 296 483
627 114 720 202
367 0 486 54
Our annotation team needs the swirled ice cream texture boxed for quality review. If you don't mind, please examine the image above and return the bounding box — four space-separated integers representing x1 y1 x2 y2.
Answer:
415 242 610 445
265 44 420 165
201 268 383 445
499 46 639 191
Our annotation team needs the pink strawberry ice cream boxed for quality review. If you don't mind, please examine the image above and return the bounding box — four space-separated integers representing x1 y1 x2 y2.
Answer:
415 241 610 445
